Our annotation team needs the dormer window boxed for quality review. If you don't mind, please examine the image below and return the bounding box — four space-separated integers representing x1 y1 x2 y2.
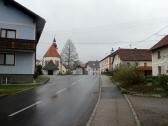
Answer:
0 29 16 39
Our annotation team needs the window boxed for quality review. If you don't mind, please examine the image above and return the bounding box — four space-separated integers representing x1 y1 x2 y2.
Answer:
158 66 161 75
144 62 147 66
6 54 15 64
158 51 161 59
0 54 4 64
0 53 15 65
0 29 16 39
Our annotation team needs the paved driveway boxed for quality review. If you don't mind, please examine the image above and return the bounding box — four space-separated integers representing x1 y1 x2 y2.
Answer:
127 95 168 126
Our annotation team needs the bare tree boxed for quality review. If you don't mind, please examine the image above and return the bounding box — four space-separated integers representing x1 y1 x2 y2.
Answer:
61 39 79 71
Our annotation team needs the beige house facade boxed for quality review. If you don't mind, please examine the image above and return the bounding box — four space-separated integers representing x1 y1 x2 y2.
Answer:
100 54 113 73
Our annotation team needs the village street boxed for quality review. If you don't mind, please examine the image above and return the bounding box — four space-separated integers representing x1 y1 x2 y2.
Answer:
0 75 100 126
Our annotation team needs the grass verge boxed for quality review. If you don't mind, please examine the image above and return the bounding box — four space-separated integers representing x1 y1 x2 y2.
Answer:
111 77 168 97
0 75 50 96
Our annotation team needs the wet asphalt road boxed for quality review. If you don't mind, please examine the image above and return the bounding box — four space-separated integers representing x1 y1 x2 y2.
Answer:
0 75 100 126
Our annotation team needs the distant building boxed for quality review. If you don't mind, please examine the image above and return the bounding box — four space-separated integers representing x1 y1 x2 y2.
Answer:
73 64 85 75
99 53 113 74
112 48 152 76
36 59 42 65
42 38 66 75
85 61 100 75
151 35 168 76
0 0 45 83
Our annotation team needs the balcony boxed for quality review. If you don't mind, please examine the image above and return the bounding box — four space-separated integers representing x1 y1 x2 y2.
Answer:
0 38 36 51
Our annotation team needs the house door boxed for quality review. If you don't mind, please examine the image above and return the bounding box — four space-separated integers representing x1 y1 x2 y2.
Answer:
48 70 53 75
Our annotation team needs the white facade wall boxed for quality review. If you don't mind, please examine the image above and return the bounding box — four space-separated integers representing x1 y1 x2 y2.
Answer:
152 47 168 76
112 55 122 70
42 57 66 75
112 54 152 70
100 57 110 73
86 66 100 75
0 2 36 40
0 52 34 74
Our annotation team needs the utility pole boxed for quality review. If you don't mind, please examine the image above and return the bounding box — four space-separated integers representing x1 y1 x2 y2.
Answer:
68 42 70 72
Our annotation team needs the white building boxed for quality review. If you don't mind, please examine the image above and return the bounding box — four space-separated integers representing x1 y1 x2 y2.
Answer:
42 38 66 75
85 61 100 75
0 0 45 83
99 54 113 74
112 48 152 76
151 35 168 76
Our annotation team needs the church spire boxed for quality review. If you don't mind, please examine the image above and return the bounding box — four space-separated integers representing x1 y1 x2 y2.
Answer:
53 37 57 48
53 37 56 43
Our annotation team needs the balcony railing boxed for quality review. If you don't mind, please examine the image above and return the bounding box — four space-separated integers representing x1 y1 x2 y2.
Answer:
0 38 36 51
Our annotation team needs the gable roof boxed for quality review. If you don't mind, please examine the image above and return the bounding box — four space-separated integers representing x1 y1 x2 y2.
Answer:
86 61 99 68
100 53 114 62
151 35 168 51
4 0 46 41
115 48 152 61
44 42 60 58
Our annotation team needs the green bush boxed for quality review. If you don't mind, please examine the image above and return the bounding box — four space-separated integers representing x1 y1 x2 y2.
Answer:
113 65 145 87
34 65 43 78
157 75 168 91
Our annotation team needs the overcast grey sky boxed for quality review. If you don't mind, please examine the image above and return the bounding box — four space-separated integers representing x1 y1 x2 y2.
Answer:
17 0 168 62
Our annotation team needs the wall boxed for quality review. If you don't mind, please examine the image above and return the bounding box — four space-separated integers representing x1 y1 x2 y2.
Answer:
0 52 34 74
122 61 151 66
152 47 168 76
0 2 36 40
100 57 112 73
42 57 66 75
0 74 33 84
112 54 152 70
86 66 100 75
112 54 122 70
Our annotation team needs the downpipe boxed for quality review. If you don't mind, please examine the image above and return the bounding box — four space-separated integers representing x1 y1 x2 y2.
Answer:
5 77 8 85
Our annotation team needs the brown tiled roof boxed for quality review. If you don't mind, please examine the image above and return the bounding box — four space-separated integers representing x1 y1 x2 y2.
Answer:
116 48 152 61
151 35 168 50
100 53 114 62
44 42 60 57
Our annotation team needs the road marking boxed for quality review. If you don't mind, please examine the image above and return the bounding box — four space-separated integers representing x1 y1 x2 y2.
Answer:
56 88 67 95
71 82 78 86
71 77 86 87
8 101 42 117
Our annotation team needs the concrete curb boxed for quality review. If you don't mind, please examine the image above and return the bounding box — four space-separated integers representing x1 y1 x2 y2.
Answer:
85 76 102 126
38 76 50 85
0 77 50 99
120 87 167 98
124 94 141 126
15 77 50 95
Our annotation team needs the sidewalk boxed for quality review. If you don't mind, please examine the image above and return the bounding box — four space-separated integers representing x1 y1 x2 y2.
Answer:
89 76 136 126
